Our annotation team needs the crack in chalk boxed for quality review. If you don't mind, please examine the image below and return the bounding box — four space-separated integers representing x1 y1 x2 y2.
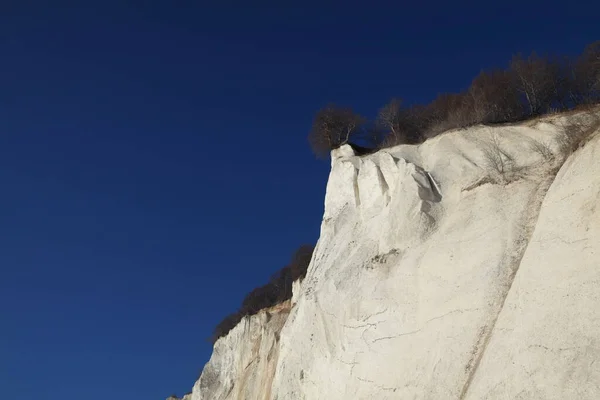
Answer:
371 308 480 343
542 236 588 245
362 308 388 321
223 382 235 399
375 165 391 205
352 166 361 208
336 350 364 376
356 377 398 391
341 310 390 331
243 357 257 371
528 344 579 354
426 172 442 201
371 329 422 343
337 358 358 365
342 322 380 329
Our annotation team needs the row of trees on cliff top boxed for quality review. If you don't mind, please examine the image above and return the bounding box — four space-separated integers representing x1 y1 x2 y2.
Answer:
211 245 314 343
309 41 600 158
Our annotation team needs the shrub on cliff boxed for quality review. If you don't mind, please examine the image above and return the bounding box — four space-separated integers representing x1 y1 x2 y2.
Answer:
468 69 523 124
509 53 564 116
376 99 424 146
308 105 367 158
290 244 314 281
210 244 315 343
568 41 600 106
211 311 244 344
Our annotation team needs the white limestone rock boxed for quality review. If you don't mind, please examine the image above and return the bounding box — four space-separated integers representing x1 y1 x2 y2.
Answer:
192 303 290 400
464 129 600 399
180 111 600 400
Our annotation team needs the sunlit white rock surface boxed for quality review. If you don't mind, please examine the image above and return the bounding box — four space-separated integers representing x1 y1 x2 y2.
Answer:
175 112 600 400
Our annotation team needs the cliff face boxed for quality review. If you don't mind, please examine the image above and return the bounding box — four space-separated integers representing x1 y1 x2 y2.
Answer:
191 302 291 400
183 112 600 400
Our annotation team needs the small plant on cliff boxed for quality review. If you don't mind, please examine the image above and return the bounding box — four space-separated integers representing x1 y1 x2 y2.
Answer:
481 132 517 184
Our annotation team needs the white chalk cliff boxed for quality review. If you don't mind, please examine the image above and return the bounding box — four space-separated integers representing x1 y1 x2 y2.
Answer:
176 111 600 400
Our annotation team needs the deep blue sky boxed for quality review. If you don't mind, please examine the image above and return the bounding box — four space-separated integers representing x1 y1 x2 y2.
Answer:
0 1 596 399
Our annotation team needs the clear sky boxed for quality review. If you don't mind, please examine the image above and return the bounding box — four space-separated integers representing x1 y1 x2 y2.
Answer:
0 1 596 399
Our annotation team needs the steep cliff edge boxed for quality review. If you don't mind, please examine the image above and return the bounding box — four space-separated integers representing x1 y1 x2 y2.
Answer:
180 112 600 400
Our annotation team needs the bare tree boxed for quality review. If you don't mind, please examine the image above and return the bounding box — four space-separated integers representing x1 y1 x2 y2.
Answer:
423 92 475 136
468 69 523 123
376 98 423 146
308 105 366 158
377 98 402 141
510 53 563 116
569 41 600 105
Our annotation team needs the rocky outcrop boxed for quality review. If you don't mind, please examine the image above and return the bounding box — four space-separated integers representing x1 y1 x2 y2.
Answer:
177 112 600 400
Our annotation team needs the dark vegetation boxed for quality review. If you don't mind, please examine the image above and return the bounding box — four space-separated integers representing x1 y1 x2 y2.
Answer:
211 245 315 343
308 41 599 156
